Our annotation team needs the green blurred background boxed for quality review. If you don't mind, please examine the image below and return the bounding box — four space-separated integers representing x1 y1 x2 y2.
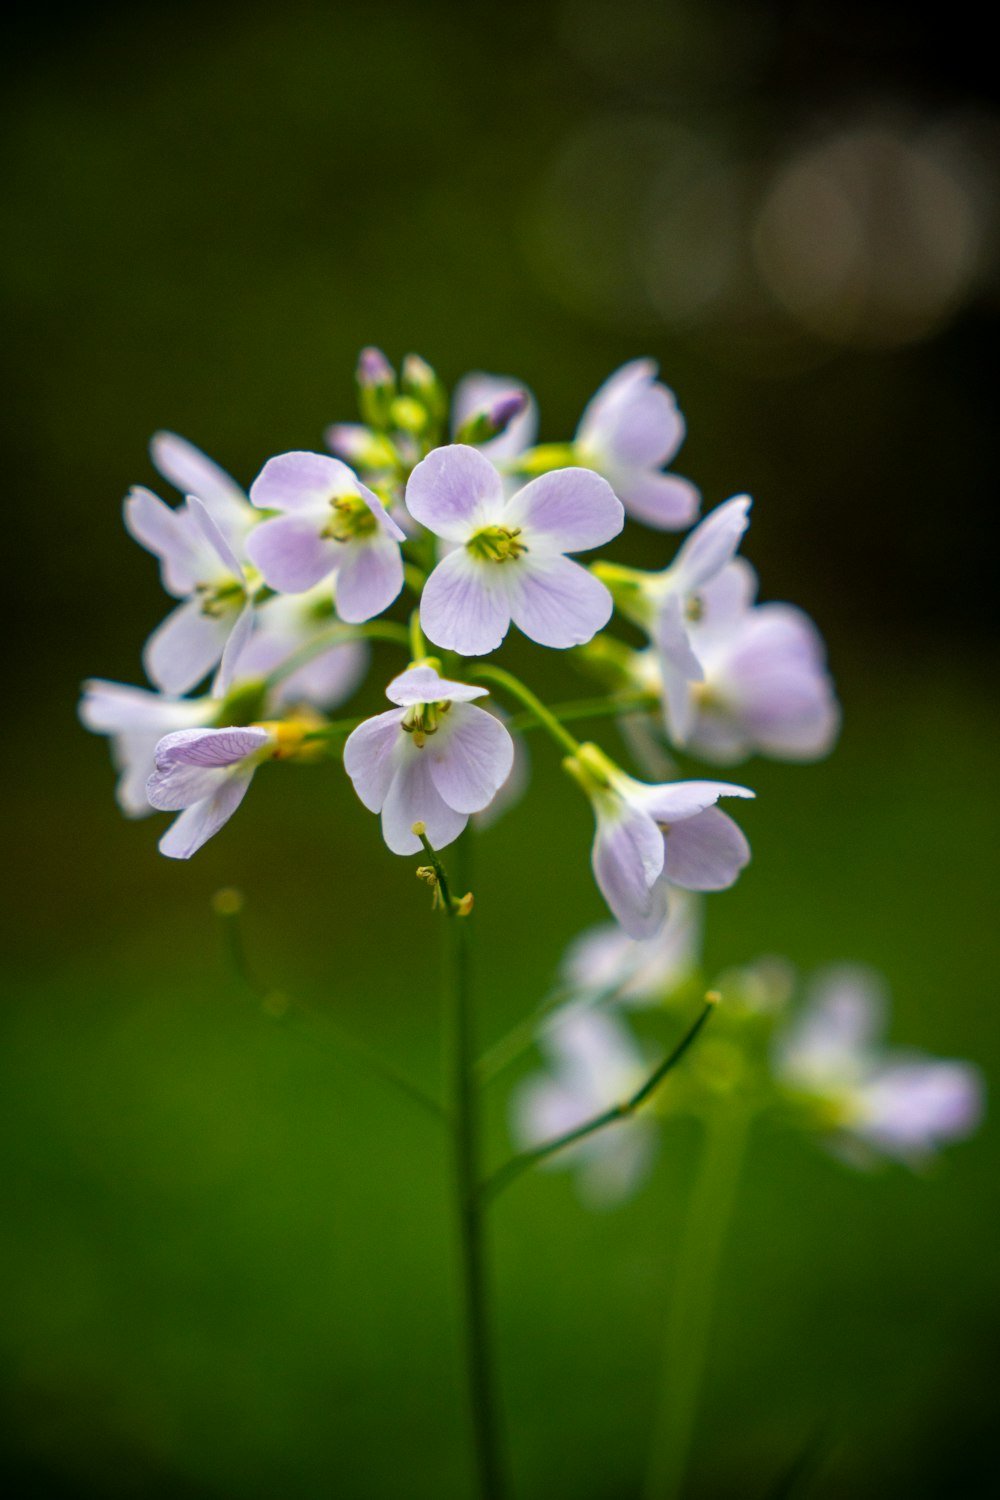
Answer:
2 1 998 1495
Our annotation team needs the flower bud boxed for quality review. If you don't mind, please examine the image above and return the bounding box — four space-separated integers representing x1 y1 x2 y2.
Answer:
401 354 448 424
455 390 529 446
356 347 396 428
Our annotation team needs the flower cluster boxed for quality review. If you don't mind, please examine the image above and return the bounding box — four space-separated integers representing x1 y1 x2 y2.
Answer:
81 348 836 932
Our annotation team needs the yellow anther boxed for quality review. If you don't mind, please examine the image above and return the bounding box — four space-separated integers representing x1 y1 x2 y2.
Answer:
466 524 528 563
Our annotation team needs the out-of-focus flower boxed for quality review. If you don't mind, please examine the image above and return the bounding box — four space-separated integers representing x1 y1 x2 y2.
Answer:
405 445 623 655
79 680 212 817
147 722 309 859
231 587 369 712
654 558 840 759
511 1003 657 1207
451 373 539 465
562 889 702 1006
247 452 405 622
125 491 256 696
774 966 985 1166
343 665 515 855
148 431 256 556
566 744 753 939
574 360 700 530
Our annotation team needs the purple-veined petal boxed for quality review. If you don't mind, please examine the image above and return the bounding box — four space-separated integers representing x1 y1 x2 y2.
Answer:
250 451 364 514
386 665 488 706
143 598 233 695
503 469 624 551
672 495 752 593
592 799 668 939
343 709 406 813
213 601 255 697
158 772 254 859
662 806 750 891
452 372 539 463
420 549 513 656
333 533 404 623
155 724 269 767
618 471 700 531
380 752 468 855
246 514 341 593
405 444 505 540
426 703 515 814
508 554 613 649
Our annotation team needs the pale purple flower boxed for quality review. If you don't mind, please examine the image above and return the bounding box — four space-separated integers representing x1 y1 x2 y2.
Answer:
124 491 256 696
247 452 405 623
231 586 369 712
343 665 515 854
451 373 538 465
405 444 624 655
146 724 284 859
574 360 700 530
79 680 212 817
148 431 257 556
572 749 754 939
562 889 702 1007
774 966 985 1166
511 1004 657 1207
658 558 840 759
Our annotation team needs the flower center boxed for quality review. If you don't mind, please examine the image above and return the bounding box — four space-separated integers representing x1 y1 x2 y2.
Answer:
195 577 245 617
401 699 452 748
322 493 378 543
684 593 704 623
466 525 527 563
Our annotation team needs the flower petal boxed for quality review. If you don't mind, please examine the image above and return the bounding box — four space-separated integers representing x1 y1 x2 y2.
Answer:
213 601 255 696
249 452 363 514
143 599 232 695
672 495 752 593
333 533 404 623
158 773 254 859
420 549 513 656
630 777 754 825
577 360 684 470
343 709 406 813
662 806 750 891
592 799 667 939
405 444 505 540
150 432 249 524
618 471 700 531
147 725 268 811
380 752 468 855
426 703 515 814
508 554 613 649
452 372 538 463
246 514 340 593
123 486 199 597
503 469 623 551
386 665 488 706
187 496 245 578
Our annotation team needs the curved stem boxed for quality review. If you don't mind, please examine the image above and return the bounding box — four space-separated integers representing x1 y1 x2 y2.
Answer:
430 834 507 1499
472 664 581 756
506 691 658 736
642 1104 750 1500
481 1000 715 1202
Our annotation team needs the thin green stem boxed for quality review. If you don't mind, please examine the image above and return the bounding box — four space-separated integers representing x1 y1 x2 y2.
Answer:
212 892 445 1121
431 833 507 1500
408 607 428 663
403 561 427 598
506 691 658 736
472 664 581 756
264 619 410 690
481 1000 715 1202
642 1104 750 1500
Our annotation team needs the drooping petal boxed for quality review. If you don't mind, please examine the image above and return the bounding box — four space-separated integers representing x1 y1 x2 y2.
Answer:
672 495 752 593
405 444 505 540
618 471 700 531
662 806 750 891
507 554 613 649
380 752 468 855
503 468 624 551
656 593 704 681
426 703 515 814
249 452 364 514
333 533 404 623
187 496 246 578
213 601 255 696
343 709 406 812
592 799 668 939
631 777 754 825
246 514 341 593
143 599 232 695
420 549 513 655
386 665 488 707
123 486 201 597
147 726 268 811
158 772 254 859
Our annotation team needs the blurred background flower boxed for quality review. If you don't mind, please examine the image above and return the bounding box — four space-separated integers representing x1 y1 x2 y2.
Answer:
2 1 997 1496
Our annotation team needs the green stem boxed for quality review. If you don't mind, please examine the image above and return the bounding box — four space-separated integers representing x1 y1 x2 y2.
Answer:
409 607 428 663
481 1001 715 1202
472 665 581 756
427 834 507 1500
506 691 658 736
642 1104 750 1500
